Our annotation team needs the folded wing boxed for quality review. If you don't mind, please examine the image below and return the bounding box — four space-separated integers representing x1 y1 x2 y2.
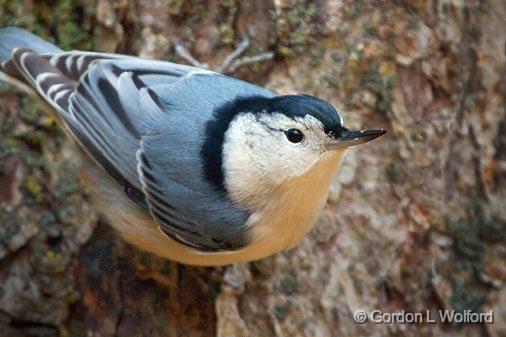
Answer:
3 48 274 251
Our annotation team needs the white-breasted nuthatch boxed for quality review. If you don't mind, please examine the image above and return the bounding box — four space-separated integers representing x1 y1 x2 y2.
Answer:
0 27 385 266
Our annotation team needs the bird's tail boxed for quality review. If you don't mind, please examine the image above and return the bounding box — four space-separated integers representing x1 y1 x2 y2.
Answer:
0 27 62 94
0 27 62 63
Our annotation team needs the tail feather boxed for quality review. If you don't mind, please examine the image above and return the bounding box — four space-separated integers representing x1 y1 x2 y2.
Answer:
0 27 64 95
0 27 62 64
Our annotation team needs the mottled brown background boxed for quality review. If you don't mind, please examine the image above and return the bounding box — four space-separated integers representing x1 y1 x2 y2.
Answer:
0 0 504 336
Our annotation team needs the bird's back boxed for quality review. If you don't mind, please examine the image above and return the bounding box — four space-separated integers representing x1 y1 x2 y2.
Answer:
0 27 276 255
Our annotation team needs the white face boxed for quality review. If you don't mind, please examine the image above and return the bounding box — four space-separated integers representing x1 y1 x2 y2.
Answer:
222 112 338 198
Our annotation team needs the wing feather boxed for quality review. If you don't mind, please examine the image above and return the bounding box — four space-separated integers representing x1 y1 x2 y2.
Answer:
3 48 277 251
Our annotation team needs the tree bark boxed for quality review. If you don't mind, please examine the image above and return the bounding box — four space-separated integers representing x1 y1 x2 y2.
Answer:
0 1 504 336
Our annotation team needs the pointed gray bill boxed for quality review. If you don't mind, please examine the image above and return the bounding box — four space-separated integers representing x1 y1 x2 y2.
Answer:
325 129 387 151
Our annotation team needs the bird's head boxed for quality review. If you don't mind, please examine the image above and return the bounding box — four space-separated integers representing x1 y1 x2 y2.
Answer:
202 94 385 204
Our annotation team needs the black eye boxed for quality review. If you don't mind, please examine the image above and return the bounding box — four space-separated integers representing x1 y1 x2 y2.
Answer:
285 129 304 143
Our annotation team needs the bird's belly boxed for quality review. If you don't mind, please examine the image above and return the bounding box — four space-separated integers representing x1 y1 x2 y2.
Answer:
79 161 289 265
80 151 343 266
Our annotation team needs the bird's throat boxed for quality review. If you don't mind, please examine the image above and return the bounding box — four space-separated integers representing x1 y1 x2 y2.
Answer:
246 150 345 253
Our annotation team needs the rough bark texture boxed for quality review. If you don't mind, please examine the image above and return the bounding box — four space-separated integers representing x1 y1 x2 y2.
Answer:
0 1 505 336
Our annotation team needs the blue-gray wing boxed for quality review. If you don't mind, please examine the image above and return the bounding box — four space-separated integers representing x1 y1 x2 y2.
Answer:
3 48 275 251
136 68 276 250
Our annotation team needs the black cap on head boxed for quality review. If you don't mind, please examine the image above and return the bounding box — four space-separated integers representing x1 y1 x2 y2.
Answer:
219 94 345 136
202 94 373 192
266 94 343 134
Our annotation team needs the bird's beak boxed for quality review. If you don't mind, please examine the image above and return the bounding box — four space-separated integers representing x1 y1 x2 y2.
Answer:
325 129 387 151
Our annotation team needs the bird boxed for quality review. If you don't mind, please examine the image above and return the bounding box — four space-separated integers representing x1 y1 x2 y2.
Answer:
0 27 386 266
